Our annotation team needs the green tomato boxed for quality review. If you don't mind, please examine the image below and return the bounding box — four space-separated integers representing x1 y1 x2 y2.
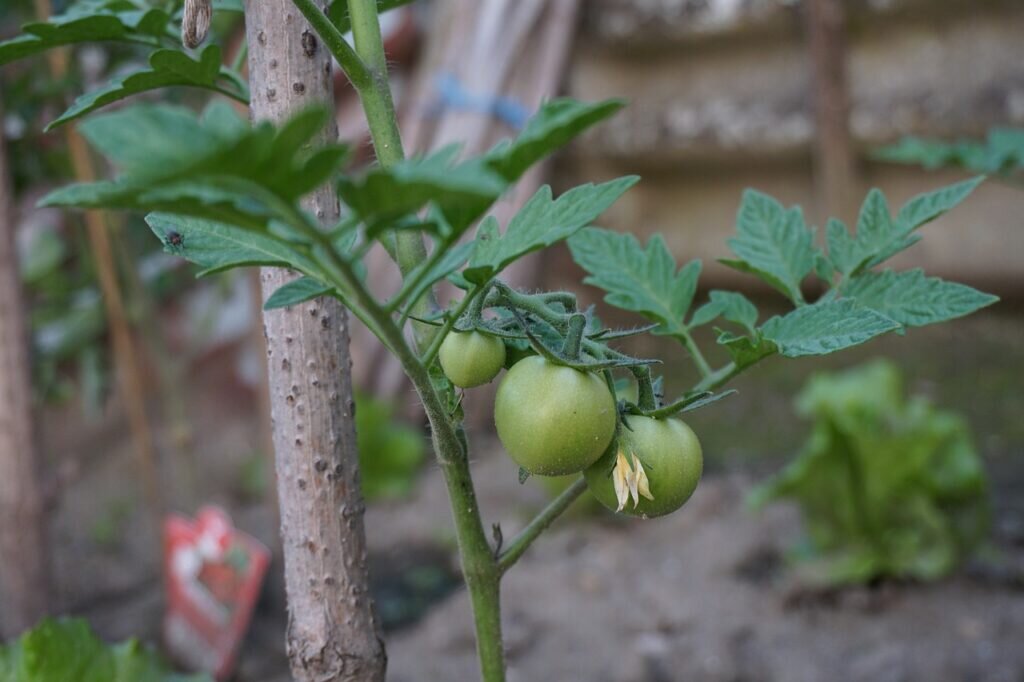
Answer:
494 356 617 475
439 331 507 388
584 415 703 518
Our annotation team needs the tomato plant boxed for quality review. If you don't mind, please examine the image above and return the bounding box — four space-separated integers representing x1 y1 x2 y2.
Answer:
0 1 1002 680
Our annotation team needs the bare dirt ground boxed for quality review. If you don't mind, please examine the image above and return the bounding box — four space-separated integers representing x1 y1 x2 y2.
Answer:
42 306 1024 681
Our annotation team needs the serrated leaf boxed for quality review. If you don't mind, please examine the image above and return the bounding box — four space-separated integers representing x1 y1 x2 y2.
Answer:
715 329 777 369
895 176 984 233
760 299 900 357
79 102 239 175
841 269 998 328
569 226 700 337
874 136 987 170
876 130 1024 175
42 103 348 232
689 290 758 335
337 147 505 233
485 98 625 183
48 45 232 129
828 180 984 276
146 213 322 277
465 177 638 284
264 276 333 310
825 218 858 276
723 190 815 304
0 9 170 66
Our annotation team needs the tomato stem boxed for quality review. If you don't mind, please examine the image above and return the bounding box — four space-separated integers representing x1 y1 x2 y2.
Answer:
497 477 588 574
561 313 586 360
632 365 658 411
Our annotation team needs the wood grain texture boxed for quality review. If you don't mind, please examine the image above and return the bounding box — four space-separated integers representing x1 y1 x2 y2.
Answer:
243 2 386 679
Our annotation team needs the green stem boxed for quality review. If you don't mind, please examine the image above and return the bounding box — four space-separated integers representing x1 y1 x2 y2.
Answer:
693 361 744 393
420 284 486 367
561 313 586 360
388 239 450 313
632 365 657 411
211 82 250 104
229 38 248 72
677 330 713 379
346 0 440 348
497 478 587 574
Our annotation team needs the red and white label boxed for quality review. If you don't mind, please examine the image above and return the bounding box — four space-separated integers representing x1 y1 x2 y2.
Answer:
163 506 270 680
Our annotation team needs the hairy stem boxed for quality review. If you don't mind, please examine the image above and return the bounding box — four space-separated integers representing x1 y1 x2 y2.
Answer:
497 478 587 574
420 284 487 367
677 330 713 379
632 365 657 411
561 313 586 360
346 0 440 348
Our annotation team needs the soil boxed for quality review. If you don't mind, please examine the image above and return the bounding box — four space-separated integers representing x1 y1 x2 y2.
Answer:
40 306 1024 682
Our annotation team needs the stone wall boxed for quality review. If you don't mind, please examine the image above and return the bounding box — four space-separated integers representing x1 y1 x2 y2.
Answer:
559 0 1024 294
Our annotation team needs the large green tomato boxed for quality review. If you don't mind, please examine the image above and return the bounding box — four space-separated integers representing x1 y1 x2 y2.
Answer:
439 331 507 388
494 356 617 475
585 415 703 518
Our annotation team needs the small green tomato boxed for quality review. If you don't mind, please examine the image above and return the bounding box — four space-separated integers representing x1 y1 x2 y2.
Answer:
494 356 617 476
439 331 507 388
584 415 703 518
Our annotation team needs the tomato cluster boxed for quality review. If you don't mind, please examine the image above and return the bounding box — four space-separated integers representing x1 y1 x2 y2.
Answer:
437 330 703 518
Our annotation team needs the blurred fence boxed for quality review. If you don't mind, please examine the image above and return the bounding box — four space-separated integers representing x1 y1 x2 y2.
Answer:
558 0 1024 294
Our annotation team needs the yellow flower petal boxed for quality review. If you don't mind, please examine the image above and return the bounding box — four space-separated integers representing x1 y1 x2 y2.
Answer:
627 463 640 508
613 451 631 512
633 454 654 502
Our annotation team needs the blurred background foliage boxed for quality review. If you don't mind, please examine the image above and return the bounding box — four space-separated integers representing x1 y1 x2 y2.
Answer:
749 360 990 585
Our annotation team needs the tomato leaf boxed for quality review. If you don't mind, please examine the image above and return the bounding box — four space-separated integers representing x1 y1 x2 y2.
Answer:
826 178 983 277
337 147 505 234
464 177 638 284
875 129 1024 175
689 290 759 335
41 103 350 233
721 190 817 305
759 299 900 357
841 269 998 328
264 276 334 310
715 329 777 369
0 9 171 66
146 213 324 278
485 98 625 183
568 226 701 338
48 45 236 130
894 176 985 234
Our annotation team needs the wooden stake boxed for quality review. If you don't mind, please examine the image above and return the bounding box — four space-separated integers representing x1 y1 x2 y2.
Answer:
806 0 858 222
34 0 164 529
0 101 50 640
